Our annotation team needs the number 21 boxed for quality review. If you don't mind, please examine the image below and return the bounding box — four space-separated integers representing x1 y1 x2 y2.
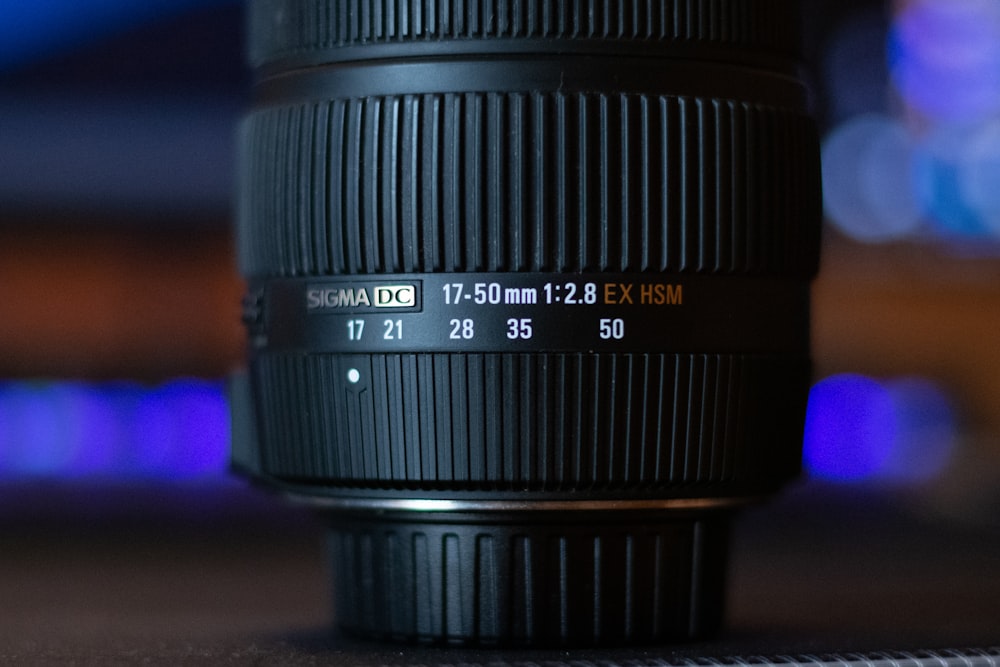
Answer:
383 319 402 340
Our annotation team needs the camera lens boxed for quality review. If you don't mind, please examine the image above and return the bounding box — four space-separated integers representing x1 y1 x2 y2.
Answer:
232 0 821 646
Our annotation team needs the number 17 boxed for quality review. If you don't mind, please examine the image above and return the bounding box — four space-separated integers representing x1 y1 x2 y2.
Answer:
347 319 364 341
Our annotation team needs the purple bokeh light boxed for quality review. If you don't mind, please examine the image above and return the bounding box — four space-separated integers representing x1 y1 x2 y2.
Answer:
889 0 1000 123
0 379 229 480
804 374 957 484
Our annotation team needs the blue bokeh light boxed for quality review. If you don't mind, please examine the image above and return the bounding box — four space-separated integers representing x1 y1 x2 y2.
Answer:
804 374 957 484
0 0 238 70
0 379 229 480
822 115 923 243
913 124 1000 239
958 121 1000 236
822 0 1000 246
132 381 229 478
0 383 75 476
882 378 957 483
68 383 122 475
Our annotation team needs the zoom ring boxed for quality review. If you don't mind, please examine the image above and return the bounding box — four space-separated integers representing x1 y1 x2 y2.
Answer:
328 512 728 644
251 352 807 492
248 0 801 68
238 93 821 278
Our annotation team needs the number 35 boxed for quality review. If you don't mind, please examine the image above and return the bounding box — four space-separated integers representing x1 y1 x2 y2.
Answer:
507 318 533 340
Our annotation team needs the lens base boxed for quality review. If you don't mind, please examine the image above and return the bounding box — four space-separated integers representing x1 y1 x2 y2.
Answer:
326 508 729 647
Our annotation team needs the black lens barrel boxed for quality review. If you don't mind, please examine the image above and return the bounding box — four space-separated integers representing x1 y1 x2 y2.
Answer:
248 352 808 495
236 0 821 646
239 90 818 278
247 0 804 70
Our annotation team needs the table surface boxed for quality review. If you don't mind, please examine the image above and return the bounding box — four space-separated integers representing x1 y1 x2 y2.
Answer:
1 479 998 665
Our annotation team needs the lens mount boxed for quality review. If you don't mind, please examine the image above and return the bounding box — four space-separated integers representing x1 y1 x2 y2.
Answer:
326 507 731 645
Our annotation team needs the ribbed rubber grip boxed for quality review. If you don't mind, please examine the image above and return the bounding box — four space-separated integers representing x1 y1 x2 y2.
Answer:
248 0 802 69
237 0 820 647
327 510 729 645
251 352 807 492
238 93 820 278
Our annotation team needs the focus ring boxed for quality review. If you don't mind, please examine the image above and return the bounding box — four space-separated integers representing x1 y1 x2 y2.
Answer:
250 352 807 492
248 0 802 69
238 93 821 278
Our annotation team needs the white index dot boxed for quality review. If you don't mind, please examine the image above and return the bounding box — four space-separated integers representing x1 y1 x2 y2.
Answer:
347 369 361 384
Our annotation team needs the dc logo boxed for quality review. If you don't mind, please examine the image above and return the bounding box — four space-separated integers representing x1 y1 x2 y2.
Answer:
374 285 417 308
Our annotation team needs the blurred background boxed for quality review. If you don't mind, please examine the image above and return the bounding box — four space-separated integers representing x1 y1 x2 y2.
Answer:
1 0 999 657
3 0 1000 517
0 0 244 484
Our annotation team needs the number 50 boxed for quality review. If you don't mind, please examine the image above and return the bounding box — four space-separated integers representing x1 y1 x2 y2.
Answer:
599 318 625 340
